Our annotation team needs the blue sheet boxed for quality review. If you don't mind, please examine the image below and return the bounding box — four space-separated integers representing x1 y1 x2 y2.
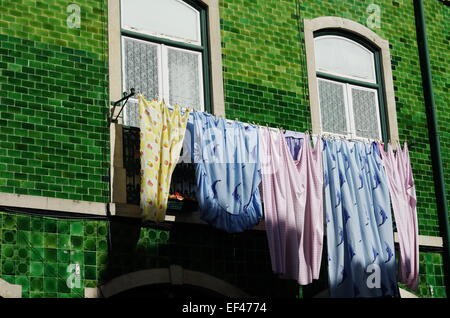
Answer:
323 139 398 297
187 112 263 233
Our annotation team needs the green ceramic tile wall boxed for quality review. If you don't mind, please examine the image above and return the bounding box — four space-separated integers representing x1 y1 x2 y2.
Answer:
0 0 448 298
0 211 108 298
0 0 110 203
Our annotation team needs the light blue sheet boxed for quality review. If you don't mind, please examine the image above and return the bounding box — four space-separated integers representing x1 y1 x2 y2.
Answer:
323 139 398 297
187 112 263 233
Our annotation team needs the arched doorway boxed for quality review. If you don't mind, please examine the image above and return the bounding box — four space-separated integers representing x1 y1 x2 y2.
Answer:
98 265 249 298
110 283 225 298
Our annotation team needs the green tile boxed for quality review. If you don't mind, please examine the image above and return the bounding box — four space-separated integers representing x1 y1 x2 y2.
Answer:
2 244 15 258
44 219 57 233
30 247 45 262
58 263 69 278
70 235 83 249
30 277 44 292
44 233 57 248
17 231 31 246
96 252 108 266
30 232 44 247
16 262 29 275
57 234 71 249
57 222 70 234
57 249 71 263
84 238 96 251
44 248 57 263
17 216 30 231
31 219 44 232
97 223 107 236
2 259 15 275
85 265 97 280
17 247 30 260
57 278 71 293
30 262 44 276
2 230 17 244
44 262 58 278
84 251 96 266
70 250 84 264
70 222 83 236
84 223 96 236
2 215 17 230
43 277 57 293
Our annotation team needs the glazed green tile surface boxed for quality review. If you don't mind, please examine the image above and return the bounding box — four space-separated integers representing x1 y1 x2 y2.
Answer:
424 0 450 216
0 0 448 298
0 0 109 203
0 211 109 298
398 251 447 298
0 0 108 58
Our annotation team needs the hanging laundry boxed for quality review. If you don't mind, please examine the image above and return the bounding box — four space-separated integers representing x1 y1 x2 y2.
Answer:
189 112 263 233
323 139 397 297
139 95 191 222
259 127 323 285
284 130 304 160
379 142 419 290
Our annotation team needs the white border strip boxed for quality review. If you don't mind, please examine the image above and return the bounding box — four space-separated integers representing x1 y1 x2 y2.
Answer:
0 193 107 216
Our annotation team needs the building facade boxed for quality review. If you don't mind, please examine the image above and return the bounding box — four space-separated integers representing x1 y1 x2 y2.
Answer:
0 0 448 298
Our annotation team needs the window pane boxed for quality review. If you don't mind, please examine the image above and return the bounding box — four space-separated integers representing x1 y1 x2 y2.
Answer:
123 37 159 127
121 0 201 45
315 36 376 83
168 47 202 110
351 87 380 139
318 79 348 135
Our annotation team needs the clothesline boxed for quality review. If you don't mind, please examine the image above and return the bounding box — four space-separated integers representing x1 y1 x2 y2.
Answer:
136 93 390 147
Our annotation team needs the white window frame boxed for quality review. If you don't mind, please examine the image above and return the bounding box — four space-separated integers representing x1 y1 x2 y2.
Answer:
317 77 382 141
303 17 399 144
162 45 204 110
120 0 202 46
315 35 382 142
315 35 377 84
108 0 225 207
121 36 205 125
347 84 382 140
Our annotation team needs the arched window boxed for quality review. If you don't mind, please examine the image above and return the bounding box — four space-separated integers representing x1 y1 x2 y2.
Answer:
120 0 210 127
303 17 398 143
314 31 385 140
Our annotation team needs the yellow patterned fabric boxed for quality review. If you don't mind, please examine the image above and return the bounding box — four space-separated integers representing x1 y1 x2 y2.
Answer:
139 95 191 222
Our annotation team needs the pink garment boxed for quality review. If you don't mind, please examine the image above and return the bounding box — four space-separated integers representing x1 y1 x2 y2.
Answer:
379 142 419 290
259 127 323 285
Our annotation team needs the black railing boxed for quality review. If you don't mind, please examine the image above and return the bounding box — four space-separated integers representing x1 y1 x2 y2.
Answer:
123 126 141 205
122 126 198 211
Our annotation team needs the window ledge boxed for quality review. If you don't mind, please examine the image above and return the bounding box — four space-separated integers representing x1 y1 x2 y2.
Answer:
0 192 107 216
108 202 266 230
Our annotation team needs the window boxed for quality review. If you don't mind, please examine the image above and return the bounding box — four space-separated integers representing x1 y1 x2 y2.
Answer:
314 33 385 140
120 0 210 127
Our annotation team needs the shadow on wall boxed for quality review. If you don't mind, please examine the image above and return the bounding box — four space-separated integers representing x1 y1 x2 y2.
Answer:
99 217 302 297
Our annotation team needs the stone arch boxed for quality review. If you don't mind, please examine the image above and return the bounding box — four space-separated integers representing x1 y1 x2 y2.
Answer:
97 265 249 298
